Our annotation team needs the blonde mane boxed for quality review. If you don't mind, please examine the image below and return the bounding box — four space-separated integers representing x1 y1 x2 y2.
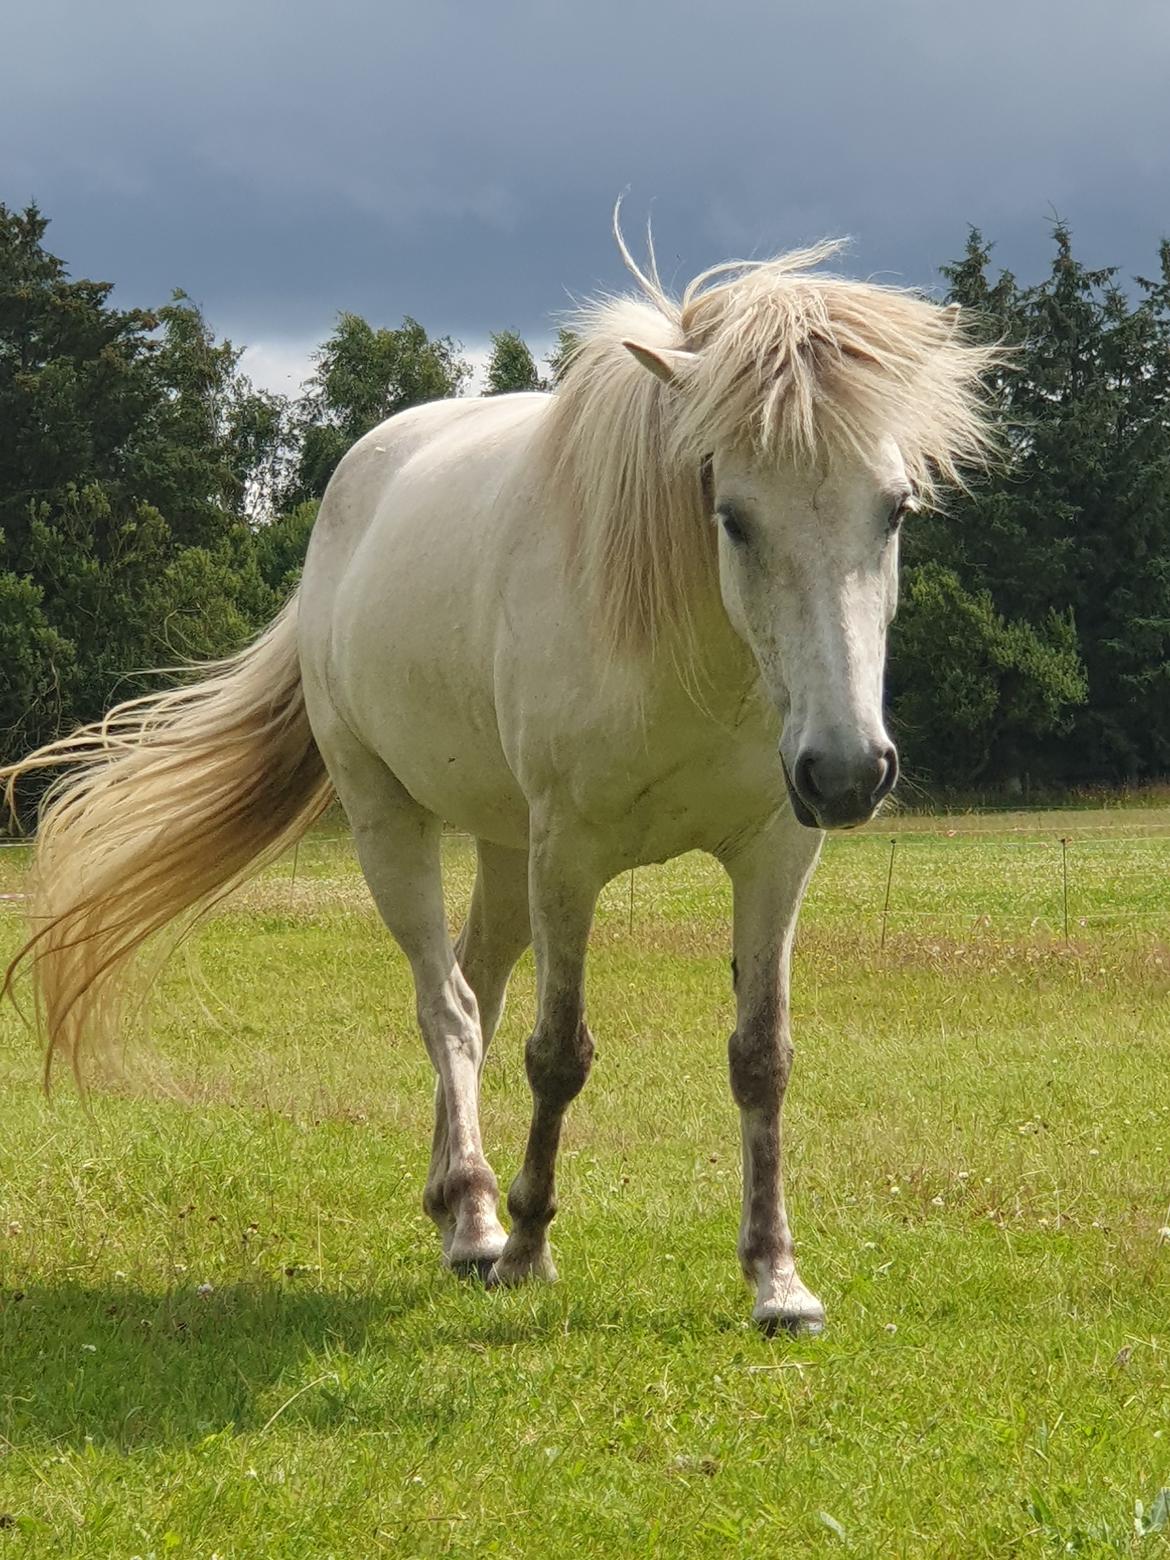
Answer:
539 225 1001 654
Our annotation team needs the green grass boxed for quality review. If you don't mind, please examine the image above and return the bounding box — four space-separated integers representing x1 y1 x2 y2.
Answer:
3 812 1170 1556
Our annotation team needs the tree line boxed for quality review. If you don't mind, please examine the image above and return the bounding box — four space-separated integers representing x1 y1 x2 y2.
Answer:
3 201 1169 793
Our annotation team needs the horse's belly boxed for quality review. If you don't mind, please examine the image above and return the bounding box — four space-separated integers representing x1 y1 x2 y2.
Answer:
337 651 531 848
380 724 530 849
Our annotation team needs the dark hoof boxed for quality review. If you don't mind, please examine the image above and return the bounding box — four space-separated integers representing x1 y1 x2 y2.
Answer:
449 1256 497 1284
757 1312 825 1339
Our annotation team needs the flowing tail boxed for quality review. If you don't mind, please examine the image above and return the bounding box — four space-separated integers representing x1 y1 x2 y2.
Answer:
1 597 333 1082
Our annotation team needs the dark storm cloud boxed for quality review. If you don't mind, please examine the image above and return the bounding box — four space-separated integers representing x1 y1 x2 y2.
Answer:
4 0 1169 349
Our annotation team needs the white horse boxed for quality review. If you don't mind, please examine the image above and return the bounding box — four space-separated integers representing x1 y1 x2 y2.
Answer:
3 228 995 1332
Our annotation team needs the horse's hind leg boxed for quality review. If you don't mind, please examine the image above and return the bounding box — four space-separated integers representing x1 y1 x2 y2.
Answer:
425 840 531 1252
456 840 532 1050
325 735 507 1274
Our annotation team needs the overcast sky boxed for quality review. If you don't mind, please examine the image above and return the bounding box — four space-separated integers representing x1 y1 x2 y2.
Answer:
5 0 1169 392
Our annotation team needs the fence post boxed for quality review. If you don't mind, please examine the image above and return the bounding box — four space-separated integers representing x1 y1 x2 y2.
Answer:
1060 836 1069 942
880 837 897 951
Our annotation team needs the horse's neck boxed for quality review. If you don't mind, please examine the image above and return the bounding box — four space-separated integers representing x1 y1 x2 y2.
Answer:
642 599 764 723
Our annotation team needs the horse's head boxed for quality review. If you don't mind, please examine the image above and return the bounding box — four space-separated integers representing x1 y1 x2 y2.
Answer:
705 436 907 830
616 265 993 831
551 232 995 833
623 336 907 829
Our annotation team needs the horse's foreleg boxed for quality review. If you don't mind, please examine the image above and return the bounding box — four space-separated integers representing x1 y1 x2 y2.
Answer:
723 817 825 1333
490 824 599 1286
324 735 507 1275
425 839 531 1251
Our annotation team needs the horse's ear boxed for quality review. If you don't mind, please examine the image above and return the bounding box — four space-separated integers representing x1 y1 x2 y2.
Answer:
838 340 883 368
622 340 699 384
939 302 962 335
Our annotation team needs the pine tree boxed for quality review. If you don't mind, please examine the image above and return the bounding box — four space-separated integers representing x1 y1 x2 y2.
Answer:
545 327 580 386
897 221 1170 784
0 204 280 764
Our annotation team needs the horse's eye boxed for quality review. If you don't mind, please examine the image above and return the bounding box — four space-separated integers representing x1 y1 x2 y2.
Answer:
718 508 748 547
888 494 914 533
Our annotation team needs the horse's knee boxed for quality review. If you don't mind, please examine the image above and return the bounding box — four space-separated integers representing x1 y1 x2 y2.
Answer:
525 1009 594 1109
416 985 484 1071
728 1009 792 1113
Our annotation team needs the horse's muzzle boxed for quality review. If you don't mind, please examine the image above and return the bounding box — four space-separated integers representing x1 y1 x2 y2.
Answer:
782 742 898 830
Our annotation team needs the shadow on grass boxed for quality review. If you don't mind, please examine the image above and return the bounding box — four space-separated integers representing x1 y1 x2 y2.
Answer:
0 1271 716 1450
0 1275 445 1449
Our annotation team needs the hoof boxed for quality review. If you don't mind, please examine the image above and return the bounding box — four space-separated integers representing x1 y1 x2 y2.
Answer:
486 1243 558 1288
444 1223 507 1282
756 1308 826 1338
752 1273 825 1337
448 1255 498 1284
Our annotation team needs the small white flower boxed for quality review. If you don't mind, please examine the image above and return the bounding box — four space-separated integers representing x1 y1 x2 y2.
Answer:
197 1282 214 1297
884 1323 897 1334
931 1196 945 1207
81 1343 96 1353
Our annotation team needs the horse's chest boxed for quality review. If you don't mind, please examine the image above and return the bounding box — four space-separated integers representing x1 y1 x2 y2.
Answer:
571 724 787 869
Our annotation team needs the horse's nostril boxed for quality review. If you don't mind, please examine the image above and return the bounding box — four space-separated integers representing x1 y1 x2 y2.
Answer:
872 745 899 804
793 750 822 804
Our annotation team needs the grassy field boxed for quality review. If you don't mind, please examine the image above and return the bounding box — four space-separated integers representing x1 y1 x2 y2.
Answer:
3 808 1170 1556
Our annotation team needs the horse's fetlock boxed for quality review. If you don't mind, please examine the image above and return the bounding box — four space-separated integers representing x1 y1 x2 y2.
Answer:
443 1160 498 1213
422 1180 448 1224
507 1177 554 1229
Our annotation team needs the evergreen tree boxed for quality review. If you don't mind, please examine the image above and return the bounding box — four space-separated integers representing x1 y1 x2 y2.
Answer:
0 203 158 578
546 327 580 386
903 222 1170 782
0 204 279 765
254 500 320 596
890 563 1086 784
